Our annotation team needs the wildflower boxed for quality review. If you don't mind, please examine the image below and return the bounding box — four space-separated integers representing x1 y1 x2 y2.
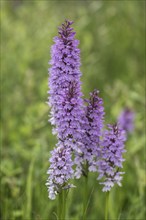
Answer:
46 20 84 199
97 124 126 192
75 90 104 178
48 19 84 152
118 107 135 134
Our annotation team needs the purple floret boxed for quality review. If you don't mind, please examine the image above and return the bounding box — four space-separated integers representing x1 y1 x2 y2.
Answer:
75 90 105 178
97 124 126 192
118 107 135 134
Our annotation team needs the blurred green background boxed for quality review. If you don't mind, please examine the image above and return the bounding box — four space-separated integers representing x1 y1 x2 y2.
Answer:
1 1 145 220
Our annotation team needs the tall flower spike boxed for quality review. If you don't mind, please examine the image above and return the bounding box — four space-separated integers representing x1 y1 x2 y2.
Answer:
75 90 105 179
46 20 84 199
48 20 84 152
97 124 126 192
118 107 135 134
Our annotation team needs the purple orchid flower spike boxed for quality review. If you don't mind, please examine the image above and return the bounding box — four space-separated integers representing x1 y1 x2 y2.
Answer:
118 107 135 134
47 19 84 153
75 90 105 178
97 123 126 192
46 20 84 199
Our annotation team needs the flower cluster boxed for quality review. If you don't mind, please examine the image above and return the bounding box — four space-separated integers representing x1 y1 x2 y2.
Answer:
48 19 84 152
47 20 127 200
75 90 104 178
97 124 126 192
46 145 74 200
118 107 135 134
46 20 84 199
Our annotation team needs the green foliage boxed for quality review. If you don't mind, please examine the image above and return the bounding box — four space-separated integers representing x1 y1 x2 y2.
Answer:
1 1 145 219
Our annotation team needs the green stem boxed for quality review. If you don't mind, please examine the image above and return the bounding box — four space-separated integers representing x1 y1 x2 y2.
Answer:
83 162 88 220
58 190 67 220
62 190 67 220
105 191 110 220
58 191 63 219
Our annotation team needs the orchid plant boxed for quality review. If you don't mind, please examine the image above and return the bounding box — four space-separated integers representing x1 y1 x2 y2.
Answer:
46 20 129 220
